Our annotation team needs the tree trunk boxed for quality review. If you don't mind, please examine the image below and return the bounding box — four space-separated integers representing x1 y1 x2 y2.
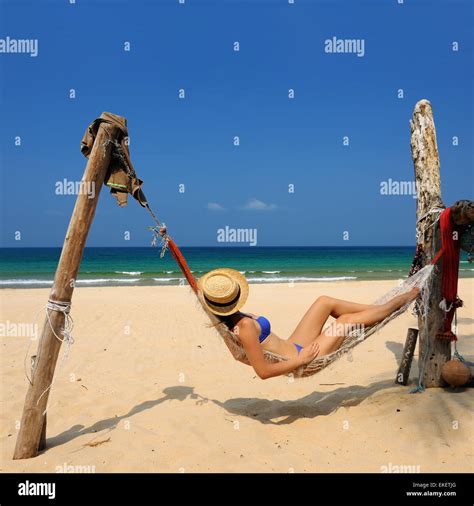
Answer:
410 99 450 387
13 121 119 459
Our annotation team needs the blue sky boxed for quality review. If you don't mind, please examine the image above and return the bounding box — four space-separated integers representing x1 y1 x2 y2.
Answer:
0 0 472 247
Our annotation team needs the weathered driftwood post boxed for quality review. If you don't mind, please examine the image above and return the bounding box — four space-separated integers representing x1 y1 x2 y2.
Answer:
395 328 418 386
410 99 449 387
13 120 119 459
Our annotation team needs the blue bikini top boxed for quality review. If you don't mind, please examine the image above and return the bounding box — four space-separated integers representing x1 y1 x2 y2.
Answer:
241 313 271 343
256 316 271 343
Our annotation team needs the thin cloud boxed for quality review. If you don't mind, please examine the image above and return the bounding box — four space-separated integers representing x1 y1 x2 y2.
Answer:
207 202 226 211
242 198 277 211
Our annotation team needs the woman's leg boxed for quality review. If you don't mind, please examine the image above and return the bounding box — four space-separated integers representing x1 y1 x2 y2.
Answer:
288 295 376 347
327 297 376 318
313 288 420 356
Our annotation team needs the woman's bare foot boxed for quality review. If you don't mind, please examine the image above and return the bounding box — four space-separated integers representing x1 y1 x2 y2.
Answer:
389 288 420 311
402 288 420 305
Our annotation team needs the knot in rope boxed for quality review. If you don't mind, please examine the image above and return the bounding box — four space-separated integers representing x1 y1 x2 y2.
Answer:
46 299 75 348
46 299 71 314
148 224 170 258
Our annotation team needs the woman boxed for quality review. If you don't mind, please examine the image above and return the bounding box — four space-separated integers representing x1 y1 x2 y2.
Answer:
198 268 419 380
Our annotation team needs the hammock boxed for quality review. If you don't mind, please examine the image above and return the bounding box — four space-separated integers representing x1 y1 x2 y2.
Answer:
103 117 449 379
201 265 434 378
149 228 435 378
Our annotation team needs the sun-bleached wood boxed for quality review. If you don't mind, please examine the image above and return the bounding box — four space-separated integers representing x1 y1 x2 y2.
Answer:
13 121 119 459
410 99 449 387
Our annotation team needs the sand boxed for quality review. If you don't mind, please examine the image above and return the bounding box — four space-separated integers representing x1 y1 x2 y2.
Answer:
1 280 473 473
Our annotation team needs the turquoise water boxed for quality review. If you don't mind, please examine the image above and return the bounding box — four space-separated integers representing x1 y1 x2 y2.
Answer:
0 247 472 288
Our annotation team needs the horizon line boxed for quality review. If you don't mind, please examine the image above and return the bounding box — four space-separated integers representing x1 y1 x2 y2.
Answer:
0 244 417 249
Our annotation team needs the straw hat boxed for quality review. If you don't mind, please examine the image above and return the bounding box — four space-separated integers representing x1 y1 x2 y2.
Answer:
198 268 249 316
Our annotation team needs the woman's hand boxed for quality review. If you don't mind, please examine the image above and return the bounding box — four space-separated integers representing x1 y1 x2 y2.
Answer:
298 342 320 365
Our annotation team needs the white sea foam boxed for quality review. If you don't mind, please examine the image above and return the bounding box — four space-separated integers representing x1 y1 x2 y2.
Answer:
0 277 141 286
115 271 143 275
77 278 141 284
0 279 54 286
245 276 357 283
262 271 280 274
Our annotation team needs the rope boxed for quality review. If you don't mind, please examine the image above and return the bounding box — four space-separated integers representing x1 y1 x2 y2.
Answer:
107 139 197 289
147 211 170 258
144 197 199 291
44 300 74 349
147 221 199 292
416 207 443 244
416 206 444 224
34 300 75 413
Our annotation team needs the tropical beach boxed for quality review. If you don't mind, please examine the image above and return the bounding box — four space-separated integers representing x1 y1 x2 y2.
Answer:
2 0 473 503
1 277 473 473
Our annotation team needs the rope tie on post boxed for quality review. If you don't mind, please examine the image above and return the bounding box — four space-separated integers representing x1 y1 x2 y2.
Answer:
34 300 75 412
415 207 444 244
45 300 74 351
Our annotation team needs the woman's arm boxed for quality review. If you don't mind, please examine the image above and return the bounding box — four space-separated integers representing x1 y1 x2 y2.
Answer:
236 319 319 379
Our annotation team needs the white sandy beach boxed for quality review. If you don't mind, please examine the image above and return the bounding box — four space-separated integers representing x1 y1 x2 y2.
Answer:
1 280 473 473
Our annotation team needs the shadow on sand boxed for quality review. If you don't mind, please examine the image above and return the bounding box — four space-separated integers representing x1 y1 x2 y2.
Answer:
46 386 204 450
211 379 397 425
385 340 419 372
47 372 472 450
47 379 395 449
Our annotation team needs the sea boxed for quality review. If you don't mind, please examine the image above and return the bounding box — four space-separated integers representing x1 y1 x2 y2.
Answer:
0 246 472 289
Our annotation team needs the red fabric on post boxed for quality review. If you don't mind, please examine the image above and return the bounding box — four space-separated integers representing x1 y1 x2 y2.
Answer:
438 207 461 332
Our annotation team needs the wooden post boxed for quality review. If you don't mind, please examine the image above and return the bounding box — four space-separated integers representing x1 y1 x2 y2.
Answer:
30 355 46 451
13 120 119 459
410 99 449 387
395 328 418 386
